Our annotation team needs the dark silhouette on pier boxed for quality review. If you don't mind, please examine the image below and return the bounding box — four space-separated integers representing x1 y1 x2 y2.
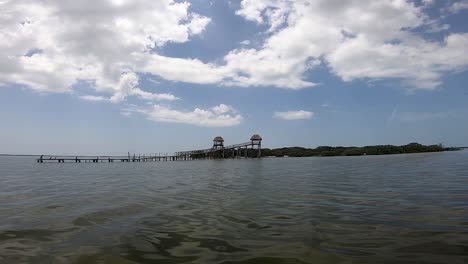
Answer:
36 135 262 163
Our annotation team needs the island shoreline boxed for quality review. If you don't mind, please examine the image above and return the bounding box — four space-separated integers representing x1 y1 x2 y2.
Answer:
260 143 462 158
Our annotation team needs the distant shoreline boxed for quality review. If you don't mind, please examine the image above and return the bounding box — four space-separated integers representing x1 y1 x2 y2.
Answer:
0 143 464 158
260 143 463 158
263 150 463 159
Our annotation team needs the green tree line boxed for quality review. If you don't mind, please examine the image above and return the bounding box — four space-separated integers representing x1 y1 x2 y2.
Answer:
261 143 460 157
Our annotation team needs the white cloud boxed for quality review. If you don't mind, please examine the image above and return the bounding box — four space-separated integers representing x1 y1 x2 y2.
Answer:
273 110 314 120
449 1 468 13
138 54 227 85
130 89 179 101
223 47 319 89
124 104 243 127
426 20 450 33
422 0 435 7
79 95 111 102
80 90 179 103
107 72 180 102
212 104 237 115
327 33 468 90
236 0 292 32
0 0 210 99
234 0 468 90
188 14 212 35
1 0 468 97
79 72 179 103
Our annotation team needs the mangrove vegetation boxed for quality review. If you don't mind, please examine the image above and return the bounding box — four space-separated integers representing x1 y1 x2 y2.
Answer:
261 143 461 157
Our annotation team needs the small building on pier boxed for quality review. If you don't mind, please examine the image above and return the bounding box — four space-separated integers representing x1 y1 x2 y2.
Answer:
212 136 225 158
250 134 262 158
213 136 224 149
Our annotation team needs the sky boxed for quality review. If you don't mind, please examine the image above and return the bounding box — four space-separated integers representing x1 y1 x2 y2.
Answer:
1 0 468 155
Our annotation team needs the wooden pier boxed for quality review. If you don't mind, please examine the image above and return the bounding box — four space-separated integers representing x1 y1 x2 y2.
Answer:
37 135 262 163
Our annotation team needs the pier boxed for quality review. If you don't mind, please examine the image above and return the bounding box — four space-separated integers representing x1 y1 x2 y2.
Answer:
37 135 262 163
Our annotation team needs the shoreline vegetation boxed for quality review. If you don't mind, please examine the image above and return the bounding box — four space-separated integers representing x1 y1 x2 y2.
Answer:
0 144 463 158
261 143 462 158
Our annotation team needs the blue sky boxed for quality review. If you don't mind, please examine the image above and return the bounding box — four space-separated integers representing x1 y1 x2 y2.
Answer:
1 0 468 155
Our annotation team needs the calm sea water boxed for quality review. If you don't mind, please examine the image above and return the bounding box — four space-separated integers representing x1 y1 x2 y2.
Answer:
1 151 467 264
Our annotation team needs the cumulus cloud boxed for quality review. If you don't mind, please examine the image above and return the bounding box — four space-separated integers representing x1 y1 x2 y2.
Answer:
188 14 212 35
327 33 468 90
223 47 319 89
79 72 179 103
130 89 179 102
234 0 468 90
273 110 314 120
124 104 243 127
422 0 435 7
449 1 468 14
79 95 111 102
1 0 468 100
0 0 210 99
137 54 226 85
80 90 179 103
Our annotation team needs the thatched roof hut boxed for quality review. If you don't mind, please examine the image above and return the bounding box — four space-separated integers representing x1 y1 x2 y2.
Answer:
250 134 262 141
213 136 224 142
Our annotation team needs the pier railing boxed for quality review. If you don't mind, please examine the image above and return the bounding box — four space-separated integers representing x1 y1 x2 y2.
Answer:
36 137 262 163
36 154 181 163
177 141 252 156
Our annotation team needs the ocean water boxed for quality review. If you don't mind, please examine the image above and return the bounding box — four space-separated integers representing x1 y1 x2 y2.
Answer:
0 151 467 264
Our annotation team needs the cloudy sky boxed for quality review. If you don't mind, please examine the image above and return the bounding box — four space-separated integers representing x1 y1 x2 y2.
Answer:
1 0 468 155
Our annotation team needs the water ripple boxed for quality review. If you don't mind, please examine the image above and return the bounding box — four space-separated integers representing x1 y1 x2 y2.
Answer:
0 151 467 263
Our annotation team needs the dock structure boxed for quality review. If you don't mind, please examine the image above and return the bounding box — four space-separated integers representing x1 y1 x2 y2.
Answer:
37 135 262 163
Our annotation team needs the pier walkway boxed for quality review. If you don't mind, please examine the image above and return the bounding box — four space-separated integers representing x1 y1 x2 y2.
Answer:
37 135 262 163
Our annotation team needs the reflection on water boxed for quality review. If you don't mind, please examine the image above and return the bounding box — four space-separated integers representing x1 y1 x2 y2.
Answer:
0 151 468 263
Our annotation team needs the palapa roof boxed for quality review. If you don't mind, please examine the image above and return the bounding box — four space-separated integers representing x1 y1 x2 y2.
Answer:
250 134 262 141
213 136 224 142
